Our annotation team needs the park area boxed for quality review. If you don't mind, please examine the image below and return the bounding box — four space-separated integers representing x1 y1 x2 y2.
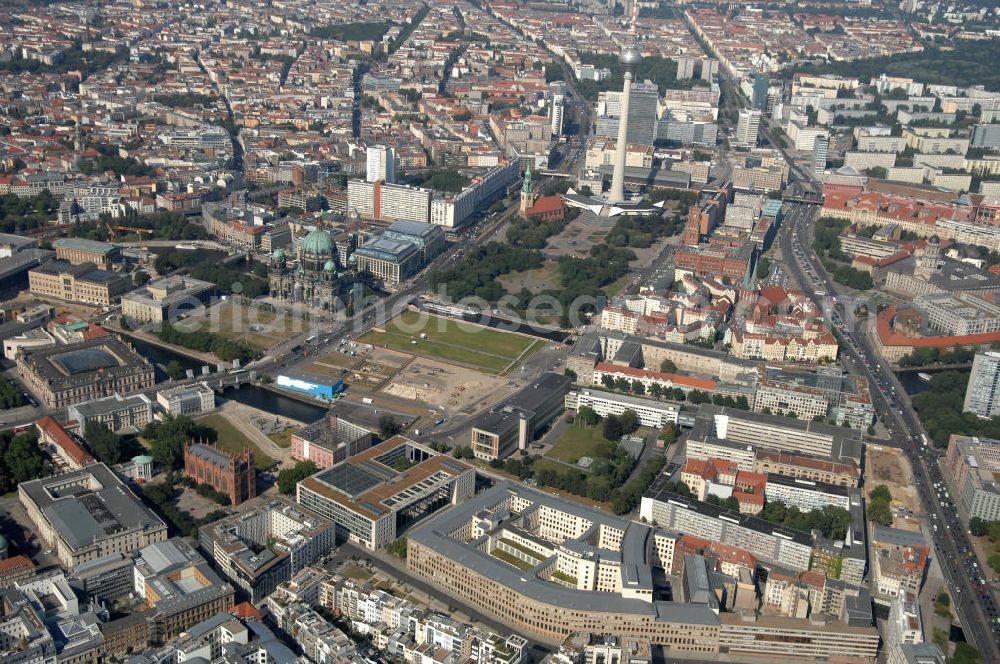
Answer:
179 299 313 352
195 413 276 471
546 423 617 465
359 310 545 374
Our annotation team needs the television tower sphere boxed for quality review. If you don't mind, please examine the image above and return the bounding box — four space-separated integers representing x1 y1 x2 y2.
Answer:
619 42 642 70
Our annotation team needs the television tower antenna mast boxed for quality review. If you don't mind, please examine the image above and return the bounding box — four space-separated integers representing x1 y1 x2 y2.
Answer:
607 1 642 203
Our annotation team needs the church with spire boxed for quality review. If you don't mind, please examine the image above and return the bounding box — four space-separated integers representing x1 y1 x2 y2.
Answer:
519 165 568 222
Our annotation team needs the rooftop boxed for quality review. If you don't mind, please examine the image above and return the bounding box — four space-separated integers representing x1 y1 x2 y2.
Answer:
354 237 420 261
19 336 151 389
385 220 443 239
300 437 472 519
407 481 720 621
19 463 165 552
53 238 118 256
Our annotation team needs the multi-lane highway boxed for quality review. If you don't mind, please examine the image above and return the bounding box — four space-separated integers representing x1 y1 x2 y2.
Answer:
779 201 1000 661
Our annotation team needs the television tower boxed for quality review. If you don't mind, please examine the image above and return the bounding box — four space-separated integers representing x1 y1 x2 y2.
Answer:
607 3 642 204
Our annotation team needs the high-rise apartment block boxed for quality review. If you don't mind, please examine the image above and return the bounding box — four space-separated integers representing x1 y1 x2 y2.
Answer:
963 351 1000 417
366 145 396 183
735 110 761 148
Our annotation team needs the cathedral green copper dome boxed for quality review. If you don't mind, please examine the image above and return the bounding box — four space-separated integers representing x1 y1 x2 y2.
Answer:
302 229 333 255
324 259 337 272
272 248 285 261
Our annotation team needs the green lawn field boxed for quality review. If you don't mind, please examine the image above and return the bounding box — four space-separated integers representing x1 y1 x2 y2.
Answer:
546 424 616 464
360 310 545 374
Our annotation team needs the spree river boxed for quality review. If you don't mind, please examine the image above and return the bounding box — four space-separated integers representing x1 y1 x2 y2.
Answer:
129 338 326 423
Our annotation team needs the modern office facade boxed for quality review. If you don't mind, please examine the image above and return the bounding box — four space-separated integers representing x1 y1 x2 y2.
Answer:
296 437 474 549
382 220 446 264
944 434 1000 523
565 388 681 428
353 237 421 289
406 481 878 662
735 110 761 147
366 145 396 183
640 484 814 573
764 474 853 513
347 179 432 224
471 373 572 461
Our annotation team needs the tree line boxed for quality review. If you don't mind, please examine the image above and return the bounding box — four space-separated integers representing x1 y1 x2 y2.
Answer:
0 430 46 494
156 321 260 364
911 370 1000 446
0 377 24 409
0 190 58 233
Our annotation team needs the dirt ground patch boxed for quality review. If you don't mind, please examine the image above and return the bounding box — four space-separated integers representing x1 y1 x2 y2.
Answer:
380 357 513 414
867 446 922 523
345 358 403 390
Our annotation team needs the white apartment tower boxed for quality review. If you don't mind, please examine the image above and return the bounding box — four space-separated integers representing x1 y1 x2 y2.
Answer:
735 109 761 148
813 134 829 177
964 351 1000 418
366 145 396 184
551 94 565 137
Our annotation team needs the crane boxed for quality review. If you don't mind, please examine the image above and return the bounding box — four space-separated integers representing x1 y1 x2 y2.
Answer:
104 222 155 241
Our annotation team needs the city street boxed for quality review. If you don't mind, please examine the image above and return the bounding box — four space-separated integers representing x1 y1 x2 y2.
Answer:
778 200 1000 661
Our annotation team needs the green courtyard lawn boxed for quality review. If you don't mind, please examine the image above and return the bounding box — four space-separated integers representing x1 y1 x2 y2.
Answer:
546 423 617 465
195 413 276 471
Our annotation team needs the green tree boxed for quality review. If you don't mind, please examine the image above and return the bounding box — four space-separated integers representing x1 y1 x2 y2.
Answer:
867 499 893 526
660 359 677 373
619 410 640 435
277 461 318 494
970 517 989 537
950 642 981 664
577 406 600 426
602 416 623 441
143 414 206 470
387 536 409 558
869 485 892 502
85 421 123 464
0 377 25 409
1 431 46 488
378 416 402 439
165 360 186 381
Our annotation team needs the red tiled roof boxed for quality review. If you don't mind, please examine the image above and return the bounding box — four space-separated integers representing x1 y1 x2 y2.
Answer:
525 195 565 216
594 362 716 390
233 602 262 620
36 415 94 466
876 305 1000 349
0 555 34 575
